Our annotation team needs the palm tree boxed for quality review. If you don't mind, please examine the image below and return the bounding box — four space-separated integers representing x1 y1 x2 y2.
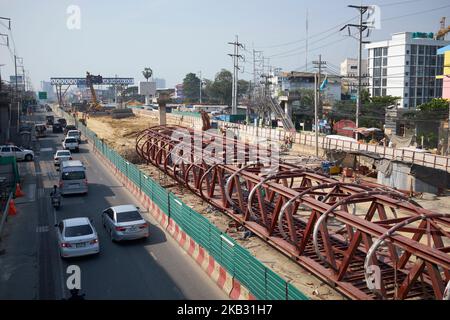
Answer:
142 68 153 82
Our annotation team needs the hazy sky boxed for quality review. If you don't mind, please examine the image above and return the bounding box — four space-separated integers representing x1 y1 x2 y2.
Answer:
1 0 449 90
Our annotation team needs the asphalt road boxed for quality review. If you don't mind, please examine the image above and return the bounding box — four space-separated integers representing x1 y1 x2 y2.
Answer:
1 109 227 300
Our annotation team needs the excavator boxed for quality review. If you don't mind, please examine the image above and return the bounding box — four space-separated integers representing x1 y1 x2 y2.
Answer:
80 71 103 125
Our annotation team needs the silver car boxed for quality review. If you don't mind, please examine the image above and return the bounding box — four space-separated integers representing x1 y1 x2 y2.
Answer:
102 205 149 242
54 149 72 166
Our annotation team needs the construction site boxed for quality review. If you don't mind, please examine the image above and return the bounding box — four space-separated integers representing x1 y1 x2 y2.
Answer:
59 98 450 300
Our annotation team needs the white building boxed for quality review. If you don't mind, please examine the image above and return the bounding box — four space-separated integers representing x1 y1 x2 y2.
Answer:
40 81 56 100
366 32 449 109
340 58 368 97
154 78 166 89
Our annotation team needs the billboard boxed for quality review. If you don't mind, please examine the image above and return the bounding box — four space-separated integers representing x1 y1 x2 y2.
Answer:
139 81 156 96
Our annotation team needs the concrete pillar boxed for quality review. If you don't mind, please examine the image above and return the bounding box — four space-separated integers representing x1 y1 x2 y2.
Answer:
284 101 292 120
158 93 168 126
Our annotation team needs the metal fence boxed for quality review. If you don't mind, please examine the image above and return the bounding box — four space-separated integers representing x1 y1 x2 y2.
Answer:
57 108 308 300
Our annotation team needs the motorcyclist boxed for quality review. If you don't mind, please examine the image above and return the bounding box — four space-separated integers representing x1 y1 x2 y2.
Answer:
50 185 61 204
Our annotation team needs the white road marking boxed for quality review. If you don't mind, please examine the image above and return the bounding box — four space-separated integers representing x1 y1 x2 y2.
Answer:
40 147 53 152
150 252 158 261
36 226 49 233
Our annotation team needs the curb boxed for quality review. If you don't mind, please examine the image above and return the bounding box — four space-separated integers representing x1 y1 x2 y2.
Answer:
91 143 255 300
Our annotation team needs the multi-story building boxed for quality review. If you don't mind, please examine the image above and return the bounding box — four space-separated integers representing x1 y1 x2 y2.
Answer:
340 58 369 98
40 81 56 101
153 78 166 89
437 44 450 99
366 32 449 109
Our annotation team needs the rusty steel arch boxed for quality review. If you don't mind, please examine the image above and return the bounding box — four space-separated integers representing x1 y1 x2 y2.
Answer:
136 125 450 300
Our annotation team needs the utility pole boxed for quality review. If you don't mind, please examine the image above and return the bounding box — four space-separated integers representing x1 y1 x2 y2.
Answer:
341 5 370 136
312 55 326 157
228 35 244 114
305 9 309 72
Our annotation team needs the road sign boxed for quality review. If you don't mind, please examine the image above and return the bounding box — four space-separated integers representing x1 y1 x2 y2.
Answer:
38 91 47 99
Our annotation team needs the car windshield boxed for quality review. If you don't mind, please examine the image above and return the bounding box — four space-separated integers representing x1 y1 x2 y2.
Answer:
65 138 77 143
57 151 71 156
64 224 93 237
62 171 85 180
68 132 79 136
116 210 142 223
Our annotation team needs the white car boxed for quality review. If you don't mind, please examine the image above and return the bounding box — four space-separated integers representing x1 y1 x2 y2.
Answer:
0 145 34 161
62 137 79 152
66 130 81 143
56 217 99 258
102 205 149 242
54 150 72 166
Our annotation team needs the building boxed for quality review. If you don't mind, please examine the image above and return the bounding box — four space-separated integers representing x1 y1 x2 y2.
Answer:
175 84 184 100
271 71 341 103
366 32 449 109
40 81 56 100
340 58 369 98
436 44 450 99
154 78 166 89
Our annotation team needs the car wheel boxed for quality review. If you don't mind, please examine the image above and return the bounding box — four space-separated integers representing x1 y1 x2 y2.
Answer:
25 154 33 161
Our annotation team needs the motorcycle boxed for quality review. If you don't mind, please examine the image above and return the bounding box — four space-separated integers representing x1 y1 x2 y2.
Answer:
51 193 61 210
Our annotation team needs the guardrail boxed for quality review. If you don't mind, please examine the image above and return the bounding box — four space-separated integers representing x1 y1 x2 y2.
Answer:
164 112 450 173
56 107 308 300
0 192 13 240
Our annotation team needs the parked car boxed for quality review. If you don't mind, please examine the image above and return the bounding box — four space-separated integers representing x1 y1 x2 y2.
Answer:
64 125 77 135
57 118 67 128
59 160 88 195
102 205 148 242
56 217 99 258
62 137 79 152
0 145 34 161
66 130 81 143
54 149 72 166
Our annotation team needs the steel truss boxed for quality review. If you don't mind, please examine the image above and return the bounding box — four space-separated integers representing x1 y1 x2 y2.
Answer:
136 125 450 300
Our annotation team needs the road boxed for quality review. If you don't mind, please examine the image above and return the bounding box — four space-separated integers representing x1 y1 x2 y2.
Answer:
0 109 227 300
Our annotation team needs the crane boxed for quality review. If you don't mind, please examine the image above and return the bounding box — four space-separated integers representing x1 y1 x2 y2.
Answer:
436 17 450 40
81 71 103 124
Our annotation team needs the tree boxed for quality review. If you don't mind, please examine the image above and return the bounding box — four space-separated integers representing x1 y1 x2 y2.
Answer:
210 69 233 106
142 68 153 82
237 79 250 99
182 73 200 103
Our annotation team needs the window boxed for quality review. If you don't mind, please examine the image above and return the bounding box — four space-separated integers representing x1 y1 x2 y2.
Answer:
116 211 142 223
62 171 86 180
411 45 417 54
374 68 381 77
417 78 423 86
382 88 387 96
105 209 114 220
406 50 410 54
418 56 424 65
382 78 387 86
1 147 11 152
418 45 424 54
383 47 388 56
417 88 422 97
65 224 93 237
409 88 415 97
375 48 382 56
410 66 416 75
374 57 382 67
374 88 381 96
350 65 357 70
13 147 21 152
405 92 408 97
382 57 387 66
382 68 387 76
405 82 409 87
406 61 409 65
374 78 381 86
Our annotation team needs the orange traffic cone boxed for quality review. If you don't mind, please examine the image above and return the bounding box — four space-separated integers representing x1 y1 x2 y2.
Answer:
15 183 25 198
8 199 17 216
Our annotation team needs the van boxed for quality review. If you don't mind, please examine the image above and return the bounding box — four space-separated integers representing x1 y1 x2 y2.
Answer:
59 160 88 195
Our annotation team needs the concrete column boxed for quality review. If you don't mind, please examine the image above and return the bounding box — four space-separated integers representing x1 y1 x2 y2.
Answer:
158 94 168 126
284 101 292 120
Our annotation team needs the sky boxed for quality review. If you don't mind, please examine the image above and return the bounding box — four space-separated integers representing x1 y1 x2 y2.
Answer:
0 0 449 91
